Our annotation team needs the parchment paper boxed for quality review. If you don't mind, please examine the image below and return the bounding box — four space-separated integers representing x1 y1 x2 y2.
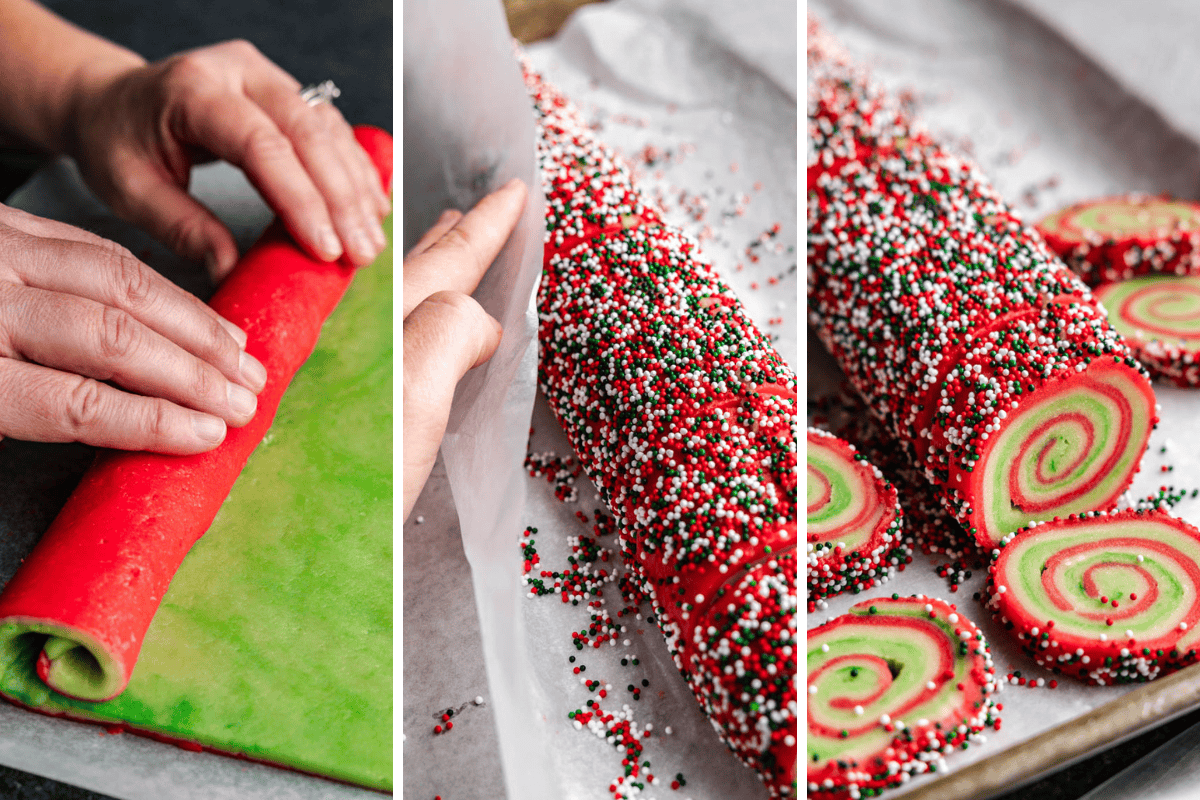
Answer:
809 0 1200 795
403 1 797 797
0 159 371 799
402 0 549 796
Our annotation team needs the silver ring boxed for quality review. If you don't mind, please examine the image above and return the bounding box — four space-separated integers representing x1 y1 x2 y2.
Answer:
300 80 341 107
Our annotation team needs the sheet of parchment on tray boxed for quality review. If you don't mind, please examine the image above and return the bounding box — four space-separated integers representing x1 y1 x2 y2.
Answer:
808 0 1200 796
403 0 796 797
510 1 797 797
0 159 381 799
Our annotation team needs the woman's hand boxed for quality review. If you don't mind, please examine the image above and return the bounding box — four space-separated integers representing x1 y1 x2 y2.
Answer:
0 204 265 454
66 40 391 279
403 179 527 520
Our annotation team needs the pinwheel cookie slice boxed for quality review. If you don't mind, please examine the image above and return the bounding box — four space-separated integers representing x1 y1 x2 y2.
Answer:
807 428 911 610
1095 275 1200 386
807 595 1000 799
988 508 1200 685
1038 196 1200 286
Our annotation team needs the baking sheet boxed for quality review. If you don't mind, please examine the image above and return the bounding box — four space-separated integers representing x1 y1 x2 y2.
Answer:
808 0 1200 796
0 159 374 799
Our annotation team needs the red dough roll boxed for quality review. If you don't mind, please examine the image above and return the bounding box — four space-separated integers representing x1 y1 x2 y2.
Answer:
0 127 393 702
807 595 1000 799
1038 195 1200 286
988 507 1200 685
806 428 910 610
806 19 1157 550
526 66 798 795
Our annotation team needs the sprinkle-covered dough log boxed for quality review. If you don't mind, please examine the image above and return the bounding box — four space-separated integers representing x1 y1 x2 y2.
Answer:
1038 196 1200 287
988 508 1200 685
807 428 910 610
806 20 1157 549
526 65 798 795
807 595 1000 800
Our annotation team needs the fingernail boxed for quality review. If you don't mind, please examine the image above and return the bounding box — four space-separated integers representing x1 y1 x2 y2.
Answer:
219 317 248 349
227 382 258 418
370 219 387 249
239 350 267 392
204 252 221 281
438 208 457 224
192 413 226 444
501 177 525 193
318 226 342 260
352 229 377 263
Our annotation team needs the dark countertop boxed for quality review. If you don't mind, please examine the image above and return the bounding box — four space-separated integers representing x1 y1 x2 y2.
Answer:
994 708 1200 800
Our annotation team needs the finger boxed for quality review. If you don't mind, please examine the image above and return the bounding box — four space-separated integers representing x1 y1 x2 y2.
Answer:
0 358 227 455
402 291 503 520
106 159 243 280
250 83 386 265
0 284 258 427
0 204 120 249
0 207 249 347
402 178 527 317
334 123 391 219
175 90 343 262
350 132 393 217
4 231 264 392
310 108 388 263
238 55 391 219
407 209 463 258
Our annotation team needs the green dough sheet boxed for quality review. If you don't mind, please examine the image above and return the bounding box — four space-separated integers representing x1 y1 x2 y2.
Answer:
0 219 393 791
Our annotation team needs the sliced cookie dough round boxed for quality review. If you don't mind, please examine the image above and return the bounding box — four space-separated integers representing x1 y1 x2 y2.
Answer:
1038 195 1200 286
807 428 911 610
1096 275 1200 386
807 595 1000 799
926 302 1156 549
988 508 1200 685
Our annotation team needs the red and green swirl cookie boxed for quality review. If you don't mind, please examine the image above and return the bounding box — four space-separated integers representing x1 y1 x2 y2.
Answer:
807 595 1000 799
929 303 1156 547
807 428 910 610
1095 275 1200 386
989 508 1200 685
807 21 1157 551
1038 196 1200 286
